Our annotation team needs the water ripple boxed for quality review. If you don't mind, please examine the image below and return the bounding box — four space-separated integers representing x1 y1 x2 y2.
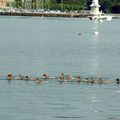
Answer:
55 116 86 119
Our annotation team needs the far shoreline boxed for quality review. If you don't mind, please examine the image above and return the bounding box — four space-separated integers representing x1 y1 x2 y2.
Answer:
0 12 88 18
0 12 120 19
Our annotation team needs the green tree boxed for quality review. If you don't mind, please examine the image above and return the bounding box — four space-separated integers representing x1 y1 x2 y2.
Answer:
15 0 22 8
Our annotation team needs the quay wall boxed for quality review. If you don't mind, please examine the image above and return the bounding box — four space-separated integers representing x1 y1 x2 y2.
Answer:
0 12 89 18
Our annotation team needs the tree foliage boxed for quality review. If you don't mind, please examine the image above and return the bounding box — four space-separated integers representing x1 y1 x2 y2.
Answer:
14 0 120 13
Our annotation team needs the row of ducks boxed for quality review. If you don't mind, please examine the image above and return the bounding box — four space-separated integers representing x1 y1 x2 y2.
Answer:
58 73 120 84
1 73 120 84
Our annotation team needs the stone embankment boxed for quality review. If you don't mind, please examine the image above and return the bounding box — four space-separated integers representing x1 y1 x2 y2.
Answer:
0 12 89 18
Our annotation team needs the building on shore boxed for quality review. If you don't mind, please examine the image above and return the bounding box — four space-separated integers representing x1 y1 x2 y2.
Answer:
0 0 14 8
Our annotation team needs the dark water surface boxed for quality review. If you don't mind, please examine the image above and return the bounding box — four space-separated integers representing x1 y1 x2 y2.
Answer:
0 16 120 120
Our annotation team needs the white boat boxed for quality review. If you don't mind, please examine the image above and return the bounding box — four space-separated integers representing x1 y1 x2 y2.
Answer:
89 14 113 21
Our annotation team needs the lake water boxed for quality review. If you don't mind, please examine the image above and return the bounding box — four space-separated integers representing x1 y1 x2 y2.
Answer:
0 16 120 120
